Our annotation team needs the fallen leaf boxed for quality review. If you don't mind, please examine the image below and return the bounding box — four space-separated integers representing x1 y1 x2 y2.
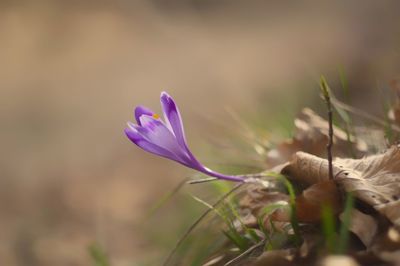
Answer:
282 146 400 226
339 209 378 247
335 146 400 225
299 230 321 259
281 151 342 185
239 183 289 218
371 227 400 264
295 180 342 222
270 180 341 223
372 227 400 251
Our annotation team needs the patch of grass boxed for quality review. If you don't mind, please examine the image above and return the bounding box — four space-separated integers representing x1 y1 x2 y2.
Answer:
262 171 302 246
191 195 252 252
163 184 244 265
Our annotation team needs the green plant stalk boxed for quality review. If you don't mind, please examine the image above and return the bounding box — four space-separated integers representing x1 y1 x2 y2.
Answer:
281 177 301 246
257 216 273 250
321 204 336 253
223 227 250 251
337 193 354 254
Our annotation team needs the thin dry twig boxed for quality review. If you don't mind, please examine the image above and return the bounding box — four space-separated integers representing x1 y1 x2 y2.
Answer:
188 177 218 184
320 76 334 180
187 172 276 185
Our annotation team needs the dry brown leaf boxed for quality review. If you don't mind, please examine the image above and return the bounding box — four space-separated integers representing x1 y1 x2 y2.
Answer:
372 227 400 251
282 146 400 226
339 209 378 247
371 227 400 264
281 151 342 185
239 184 290 217
237 208 258 228
266 108 367 166
299 231 320 259
295 180 342 222
335 146 400 225
238 183 290 229
271 180 342 223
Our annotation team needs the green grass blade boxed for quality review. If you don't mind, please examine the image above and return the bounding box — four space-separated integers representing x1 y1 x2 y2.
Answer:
190 195 227 222
337 193 354 254
277 175 301 246
321 204 336 253
223 228 250 251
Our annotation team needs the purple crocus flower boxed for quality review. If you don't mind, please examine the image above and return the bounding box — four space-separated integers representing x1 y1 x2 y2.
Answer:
124 92 244 182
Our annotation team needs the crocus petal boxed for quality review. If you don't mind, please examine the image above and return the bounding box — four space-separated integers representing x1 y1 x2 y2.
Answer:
160 92 188 149
125 127 183 163
135 106 154 125
136 115 193 165
159 92 212 172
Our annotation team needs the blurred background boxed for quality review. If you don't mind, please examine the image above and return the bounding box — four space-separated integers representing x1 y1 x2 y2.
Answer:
1 1 400 265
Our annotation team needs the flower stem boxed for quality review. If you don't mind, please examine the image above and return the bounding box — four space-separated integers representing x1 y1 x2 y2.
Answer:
204 168 245 182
